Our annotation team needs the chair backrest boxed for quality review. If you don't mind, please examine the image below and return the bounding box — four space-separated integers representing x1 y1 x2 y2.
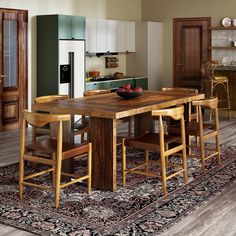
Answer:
192 97 219 128
201 61 219 81
34 95 69 104
23 110 70 128
162 87 198 94
152 106 184 120
162 87 198 122
84 89 111 97
152 106 186 147
192 97 218 109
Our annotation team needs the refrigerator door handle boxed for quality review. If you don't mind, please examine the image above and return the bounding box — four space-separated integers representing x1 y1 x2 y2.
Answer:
69 52 74 98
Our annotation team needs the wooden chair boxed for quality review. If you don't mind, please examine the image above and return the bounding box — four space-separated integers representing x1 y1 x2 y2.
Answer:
19 110 92 208
201 61 231 119
122 106 188 196
82 89 132 139
162 87 199 122
33 95 89 143
167 97 220 173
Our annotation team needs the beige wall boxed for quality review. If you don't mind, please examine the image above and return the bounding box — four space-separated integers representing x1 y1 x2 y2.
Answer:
141 0 236 87
0 0 141 106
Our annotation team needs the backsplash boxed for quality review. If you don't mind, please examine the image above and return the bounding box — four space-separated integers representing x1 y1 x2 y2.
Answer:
86 54 126 77
212 30 236 63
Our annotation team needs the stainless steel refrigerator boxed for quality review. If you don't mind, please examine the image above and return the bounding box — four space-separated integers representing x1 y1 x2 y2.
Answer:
59 40 85 99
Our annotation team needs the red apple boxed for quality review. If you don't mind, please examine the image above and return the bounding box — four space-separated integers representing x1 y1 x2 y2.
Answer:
123 83 131 90
134 86 142 92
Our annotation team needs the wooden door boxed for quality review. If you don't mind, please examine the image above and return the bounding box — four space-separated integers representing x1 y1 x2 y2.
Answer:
173 17 211 90
0 9 28 131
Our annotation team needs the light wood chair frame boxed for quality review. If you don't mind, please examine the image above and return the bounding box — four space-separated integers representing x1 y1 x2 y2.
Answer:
19 110 92 208
190 97 221 173
122 106 188 196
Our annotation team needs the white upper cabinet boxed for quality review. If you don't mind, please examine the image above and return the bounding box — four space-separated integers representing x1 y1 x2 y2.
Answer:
106 20 117 52
117 21 135 52
86 18 135 53
86 18 96 53
96 19 107 53
126 21 135 52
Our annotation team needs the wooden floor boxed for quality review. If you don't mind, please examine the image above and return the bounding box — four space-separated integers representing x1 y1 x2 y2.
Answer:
0 118 236 236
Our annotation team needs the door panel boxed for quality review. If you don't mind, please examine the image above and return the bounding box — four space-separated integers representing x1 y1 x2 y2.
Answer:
0 9 28 131
173 18 211 89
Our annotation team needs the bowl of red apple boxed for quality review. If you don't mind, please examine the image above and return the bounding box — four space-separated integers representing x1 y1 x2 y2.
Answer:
116 83 142 98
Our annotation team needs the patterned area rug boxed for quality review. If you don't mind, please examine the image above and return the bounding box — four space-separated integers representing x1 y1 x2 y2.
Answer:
0 144 236 236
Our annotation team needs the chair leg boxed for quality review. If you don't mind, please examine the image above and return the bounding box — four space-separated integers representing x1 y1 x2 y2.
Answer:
127 118 132 137
182 147 188 184
52 153 56 189
55 157 62 208
19 158 24 200
160 155 167 195
199 138 206 174
122 138 127 187
165 144 169 167
87 143 92 194
226 81 231 120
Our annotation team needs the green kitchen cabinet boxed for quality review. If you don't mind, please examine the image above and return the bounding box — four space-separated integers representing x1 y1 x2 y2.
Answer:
59 15 85 39
37 14 86 97
134 78 148 89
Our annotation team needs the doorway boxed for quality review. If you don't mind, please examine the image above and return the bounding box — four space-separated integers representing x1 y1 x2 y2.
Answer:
173 17 211 90
0 8 28 131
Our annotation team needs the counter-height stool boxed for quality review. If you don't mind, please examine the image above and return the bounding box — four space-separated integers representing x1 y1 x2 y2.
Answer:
201 61 231 119
122 106 188 196
19 110 92 208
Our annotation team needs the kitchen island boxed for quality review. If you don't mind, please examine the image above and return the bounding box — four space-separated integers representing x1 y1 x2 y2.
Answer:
215 66 236 116
85 76 148 91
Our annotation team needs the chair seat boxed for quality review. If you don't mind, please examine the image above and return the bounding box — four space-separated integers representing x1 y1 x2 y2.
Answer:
213 76 228 83
27 139 89 160
167 121 213 136
125 132 180 152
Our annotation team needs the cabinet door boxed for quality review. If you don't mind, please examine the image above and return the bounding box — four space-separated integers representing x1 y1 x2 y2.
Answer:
96 19 107 53
71 16 85 39
117 21 135 52
59 15 85 39
106 20 117 52
116 21 126 52
126 22 135 52
86 18 97 53
58 15 72 39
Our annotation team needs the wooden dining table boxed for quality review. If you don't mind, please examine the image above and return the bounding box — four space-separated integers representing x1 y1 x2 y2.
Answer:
33 90 204 191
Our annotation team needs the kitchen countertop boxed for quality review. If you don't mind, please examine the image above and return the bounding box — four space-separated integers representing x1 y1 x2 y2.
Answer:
86 76 147 84
215 65 236 71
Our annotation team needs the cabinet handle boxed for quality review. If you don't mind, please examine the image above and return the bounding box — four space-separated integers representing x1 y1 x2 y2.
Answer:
176 63 183 66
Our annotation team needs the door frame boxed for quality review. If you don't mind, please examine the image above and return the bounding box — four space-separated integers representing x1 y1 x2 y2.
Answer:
173 17 211 88
0 8 28 131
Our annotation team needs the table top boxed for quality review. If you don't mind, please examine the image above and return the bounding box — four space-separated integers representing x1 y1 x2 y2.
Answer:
33 90 205 119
